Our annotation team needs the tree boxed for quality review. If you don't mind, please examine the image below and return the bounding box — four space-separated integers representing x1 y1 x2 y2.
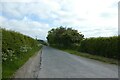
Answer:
46 26 84 48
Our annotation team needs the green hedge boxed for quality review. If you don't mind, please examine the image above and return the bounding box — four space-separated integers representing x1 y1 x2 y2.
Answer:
2 28 41 78
79 36 118 59
2 29 38 55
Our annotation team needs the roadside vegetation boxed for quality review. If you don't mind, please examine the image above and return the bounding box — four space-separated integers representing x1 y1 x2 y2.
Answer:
47 26 118 64
79 36 118 59
0 28 2 80
37 39 48 46
2 28 42 78
47 26 84 49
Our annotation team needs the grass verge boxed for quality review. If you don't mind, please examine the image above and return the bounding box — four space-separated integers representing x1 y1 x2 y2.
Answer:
59 49 118 65
2 46 42 79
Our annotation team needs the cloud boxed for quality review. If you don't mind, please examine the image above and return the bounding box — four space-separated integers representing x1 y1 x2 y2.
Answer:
0 0 119 39
1 1 62 19
1 16 50 40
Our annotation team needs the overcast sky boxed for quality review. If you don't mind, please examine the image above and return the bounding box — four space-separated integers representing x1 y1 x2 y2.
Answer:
0 0 119 40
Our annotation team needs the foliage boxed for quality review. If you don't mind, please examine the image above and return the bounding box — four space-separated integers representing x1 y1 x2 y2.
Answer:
37 39 48 46
47 26 84 49
2 28 40 62
79 36 118 59
2 28 42 78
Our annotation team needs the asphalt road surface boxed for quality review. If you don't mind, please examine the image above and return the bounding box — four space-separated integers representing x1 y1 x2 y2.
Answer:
38 46 118 78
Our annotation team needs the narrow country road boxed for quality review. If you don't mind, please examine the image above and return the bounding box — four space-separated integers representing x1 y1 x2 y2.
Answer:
38 46 118 78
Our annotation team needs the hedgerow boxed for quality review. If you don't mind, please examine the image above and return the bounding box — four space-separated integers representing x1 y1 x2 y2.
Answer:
79 36 118 59
2 28 42 78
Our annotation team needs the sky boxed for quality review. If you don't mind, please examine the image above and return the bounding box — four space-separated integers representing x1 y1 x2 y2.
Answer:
0 0 119 40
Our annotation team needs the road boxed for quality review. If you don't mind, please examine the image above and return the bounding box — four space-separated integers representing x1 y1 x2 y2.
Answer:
37 46 118 78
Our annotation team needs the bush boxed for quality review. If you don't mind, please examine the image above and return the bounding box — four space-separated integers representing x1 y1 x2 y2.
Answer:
79 36 118 59
2 28 39 61
47 26 84 49
1 28 41 78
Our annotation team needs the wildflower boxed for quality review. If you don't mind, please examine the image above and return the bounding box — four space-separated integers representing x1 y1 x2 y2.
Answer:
20 45 32 53
10 59 12 61
3 57 7 61
14 57 17 60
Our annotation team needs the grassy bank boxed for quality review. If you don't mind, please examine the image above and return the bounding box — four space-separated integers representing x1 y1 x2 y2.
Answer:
2 28 42 78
